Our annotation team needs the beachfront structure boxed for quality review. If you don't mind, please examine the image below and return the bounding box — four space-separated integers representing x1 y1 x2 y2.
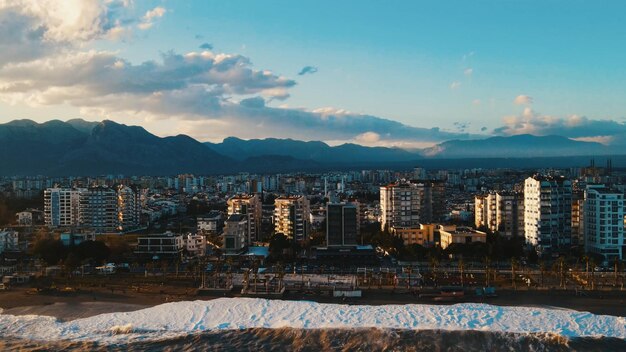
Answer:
524 175 572 254
584 185 624 261
135 231 184 258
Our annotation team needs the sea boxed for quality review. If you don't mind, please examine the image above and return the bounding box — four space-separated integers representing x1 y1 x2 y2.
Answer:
2 328 624 352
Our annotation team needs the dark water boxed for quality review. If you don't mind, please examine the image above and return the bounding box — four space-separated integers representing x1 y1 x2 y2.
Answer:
2 328 625 352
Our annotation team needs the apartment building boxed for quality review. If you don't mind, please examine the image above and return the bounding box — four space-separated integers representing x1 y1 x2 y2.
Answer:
524 175 572 254
274 195 310 241
584 185 624 261
326 203 359 246
227 194 262 242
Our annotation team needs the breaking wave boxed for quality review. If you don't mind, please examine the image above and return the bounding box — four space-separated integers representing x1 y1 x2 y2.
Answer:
2 328 625 351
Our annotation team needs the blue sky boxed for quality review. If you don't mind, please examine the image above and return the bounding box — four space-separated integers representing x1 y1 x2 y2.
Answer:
2 0 626 147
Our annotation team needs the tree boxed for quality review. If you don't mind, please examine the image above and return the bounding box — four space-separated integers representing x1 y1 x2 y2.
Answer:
458 258 465 287
32 238 66 265
538 260 546 288
510 258 518 290
64 252 82 276
268 233 291 262
74 240 111 265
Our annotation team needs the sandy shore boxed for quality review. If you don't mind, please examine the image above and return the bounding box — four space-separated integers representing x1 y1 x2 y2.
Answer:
1 301 148 321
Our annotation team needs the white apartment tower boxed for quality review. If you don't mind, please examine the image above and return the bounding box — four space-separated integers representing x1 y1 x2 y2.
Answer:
380 181 421 231
474 193 497 230
584 185 624 261
45 186 141 233
44 188 82 227
524 175 572 254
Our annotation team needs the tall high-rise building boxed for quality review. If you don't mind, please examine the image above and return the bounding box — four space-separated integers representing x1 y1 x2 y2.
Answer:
326 203 359 246
524 175 572 254
418 180 446 223
571 190 585 247
584 185 624 261
274 195 310 241
495 191 524 237
45 185 141 233
79 186 118 233
227 194 262 243
474 193 497 230
44 188 82 227
116 185 141 232
380 181 421 231
380 180 445 231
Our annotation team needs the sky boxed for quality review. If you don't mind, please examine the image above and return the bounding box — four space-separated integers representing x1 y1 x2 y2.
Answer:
1 0 626 148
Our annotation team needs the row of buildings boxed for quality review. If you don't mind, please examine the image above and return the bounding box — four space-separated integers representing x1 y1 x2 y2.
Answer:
195 193 362 253
44 186 141 233
475 175 625 261
379 179 446 231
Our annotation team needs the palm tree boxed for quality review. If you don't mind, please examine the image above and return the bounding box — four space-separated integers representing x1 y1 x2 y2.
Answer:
614 260 622 288
429 256 439 287
252 260 259 293
511 258 518 290
483 257 491 287
557 257 567 289
589 258 596 290
582 255 590 289
406 266 413 289
458 258 465 287
538 260 546 289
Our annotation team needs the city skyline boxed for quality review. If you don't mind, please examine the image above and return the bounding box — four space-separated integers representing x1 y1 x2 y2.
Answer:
2 1 626 149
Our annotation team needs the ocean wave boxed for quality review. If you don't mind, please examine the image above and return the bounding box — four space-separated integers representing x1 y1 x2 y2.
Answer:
2 328 625 352
0 298 624 344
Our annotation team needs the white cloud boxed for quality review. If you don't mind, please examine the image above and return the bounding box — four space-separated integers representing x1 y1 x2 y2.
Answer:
494 108 626 144
138 6 166 30
472 99 481 106
571 136 614 145
464 68 473 76
355 131 380 144
143 6 166 21
513 94 533 105
0 0 479 146
0 0 133 66
450 81 461 90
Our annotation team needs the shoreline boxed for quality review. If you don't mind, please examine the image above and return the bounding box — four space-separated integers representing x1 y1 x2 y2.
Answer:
1 286 626 320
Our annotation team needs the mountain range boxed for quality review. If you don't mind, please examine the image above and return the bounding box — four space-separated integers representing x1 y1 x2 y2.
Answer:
0 119 621 176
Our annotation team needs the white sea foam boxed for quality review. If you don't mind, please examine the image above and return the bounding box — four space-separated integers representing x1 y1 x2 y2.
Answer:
0 298 624 343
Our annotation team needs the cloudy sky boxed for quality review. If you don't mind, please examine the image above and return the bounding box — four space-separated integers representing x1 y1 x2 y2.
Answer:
1 0 626 147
